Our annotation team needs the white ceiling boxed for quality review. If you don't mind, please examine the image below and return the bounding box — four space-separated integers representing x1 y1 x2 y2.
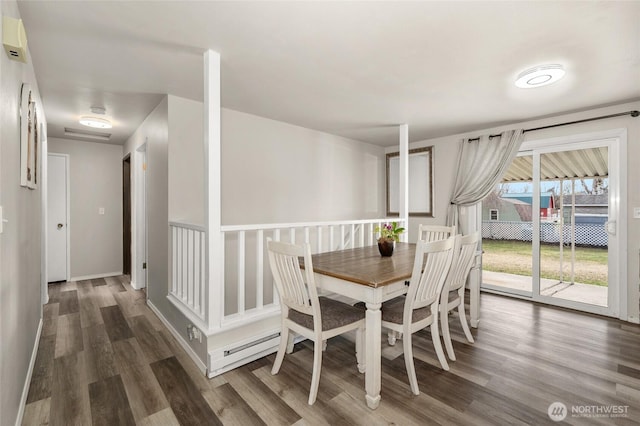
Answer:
17 1 640 147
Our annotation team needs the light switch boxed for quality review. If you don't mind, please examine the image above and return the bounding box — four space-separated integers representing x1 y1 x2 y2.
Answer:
99 207 105 215
634 207 640 219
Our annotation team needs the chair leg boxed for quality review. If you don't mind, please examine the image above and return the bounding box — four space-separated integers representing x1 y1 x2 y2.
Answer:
458 302 475 343
322 339 327 351
356 326 365 373
387 330 397 346
402 331 420 395
308 340 323 405
286 333 295 354
431 309 450 371
272 326 289 375
441 303 456 361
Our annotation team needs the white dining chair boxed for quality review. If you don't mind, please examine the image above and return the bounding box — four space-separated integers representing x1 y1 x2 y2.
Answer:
440 232 479 361
380 236 455 395
386 224 457 346
418 224 457 242
266 238 366 405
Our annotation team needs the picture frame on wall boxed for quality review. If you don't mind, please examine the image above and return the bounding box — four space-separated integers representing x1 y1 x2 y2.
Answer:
20 83 38 189
386 146 434 217
31 103 39 189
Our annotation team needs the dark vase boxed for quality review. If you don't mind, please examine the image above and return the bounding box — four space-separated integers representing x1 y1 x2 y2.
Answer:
378 239 395 257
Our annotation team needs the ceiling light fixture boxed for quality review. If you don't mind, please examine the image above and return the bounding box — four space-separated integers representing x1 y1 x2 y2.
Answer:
515 64 565 89
79 116 112 129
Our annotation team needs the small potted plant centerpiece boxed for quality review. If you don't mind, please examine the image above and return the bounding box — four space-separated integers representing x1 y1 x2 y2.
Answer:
374 222 405 257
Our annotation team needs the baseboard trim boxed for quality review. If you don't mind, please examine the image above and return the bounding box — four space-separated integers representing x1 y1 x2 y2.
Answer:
147 300 207 375
70 271 123 282
15 318 43 426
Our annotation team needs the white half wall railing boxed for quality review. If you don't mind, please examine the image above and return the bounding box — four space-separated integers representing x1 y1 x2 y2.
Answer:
169 222 207 329
168 218 405 335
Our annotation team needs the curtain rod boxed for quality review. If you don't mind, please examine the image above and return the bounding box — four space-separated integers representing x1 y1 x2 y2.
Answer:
467 110 639 142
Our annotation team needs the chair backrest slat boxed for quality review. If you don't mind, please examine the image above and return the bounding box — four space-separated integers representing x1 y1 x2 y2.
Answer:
418 225 457 242
446 232 479 293
406 236 455 312
267 239 317 317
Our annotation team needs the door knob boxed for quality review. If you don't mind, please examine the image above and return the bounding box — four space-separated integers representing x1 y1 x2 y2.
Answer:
57 223 64 229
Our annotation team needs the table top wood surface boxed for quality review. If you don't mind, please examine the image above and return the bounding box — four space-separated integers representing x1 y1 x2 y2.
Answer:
305 242 416 288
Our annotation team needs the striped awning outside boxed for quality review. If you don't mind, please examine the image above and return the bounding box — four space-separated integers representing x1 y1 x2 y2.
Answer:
502 147 608 182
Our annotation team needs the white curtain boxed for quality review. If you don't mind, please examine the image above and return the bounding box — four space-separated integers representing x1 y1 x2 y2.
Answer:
447 129 524 232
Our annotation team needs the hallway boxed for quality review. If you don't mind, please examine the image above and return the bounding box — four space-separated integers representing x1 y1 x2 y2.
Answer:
23 276 640 425
23 277 222 425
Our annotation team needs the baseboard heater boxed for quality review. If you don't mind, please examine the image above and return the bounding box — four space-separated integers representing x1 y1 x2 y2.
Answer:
224 332 280 356
208 330 282 378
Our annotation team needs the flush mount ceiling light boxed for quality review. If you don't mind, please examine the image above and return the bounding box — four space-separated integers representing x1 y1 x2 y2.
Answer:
515 64 565 88
79 116 112 129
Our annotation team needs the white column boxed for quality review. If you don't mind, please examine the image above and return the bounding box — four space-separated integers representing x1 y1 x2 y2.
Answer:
399 124 409 241
204 50 222 330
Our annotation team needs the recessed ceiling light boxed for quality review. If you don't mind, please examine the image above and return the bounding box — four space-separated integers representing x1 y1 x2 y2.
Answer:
515 64 565 89
79 116 112 129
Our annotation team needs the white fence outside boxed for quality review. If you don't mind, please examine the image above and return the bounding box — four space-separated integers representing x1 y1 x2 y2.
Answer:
482 220 608 247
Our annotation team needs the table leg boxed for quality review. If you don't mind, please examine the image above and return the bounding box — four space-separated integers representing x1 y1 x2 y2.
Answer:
365 302 382 409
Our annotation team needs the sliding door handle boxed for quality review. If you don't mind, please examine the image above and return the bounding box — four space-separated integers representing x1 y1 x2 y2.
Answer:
604 220 616 235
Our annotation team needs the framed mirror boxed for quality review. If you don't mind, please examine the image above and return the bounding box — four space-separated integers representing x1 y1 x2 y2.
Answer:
386 146 433 217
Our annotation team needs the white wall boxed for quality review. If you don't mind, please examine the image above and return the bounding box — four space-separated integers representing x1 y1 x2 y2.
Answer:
168 95 204 226
0 2 47 425
124 96 209 364
126 98 388 365
167 103 386 226
396 100 640 322
221 108 386 225
210 107 388 352
48 138 123 279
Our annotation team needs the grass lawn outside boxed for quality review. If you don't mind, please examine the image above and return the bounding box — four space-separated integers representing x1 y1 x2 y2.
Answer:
482 239 608 286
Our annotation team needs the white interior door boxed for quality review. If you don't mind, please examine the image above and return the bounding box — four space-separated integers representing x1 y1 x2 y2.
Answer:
47 154 69 282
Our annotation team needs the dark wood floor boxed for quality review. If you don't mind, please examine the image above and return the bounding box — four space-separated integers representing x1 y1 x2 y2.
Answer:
23 276 640 425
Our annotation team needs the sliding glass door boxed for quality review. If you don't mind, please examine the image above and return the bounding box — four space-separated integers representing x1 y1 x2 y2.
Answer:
481 132 625 318
481 152 533 297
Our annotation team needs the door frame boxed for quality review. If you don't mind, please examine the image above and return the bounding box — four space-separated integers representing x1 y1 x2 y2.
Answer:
41 131 48 304
480 128 628 320
131 143 148 291
123 154 132 275
47 152 71 283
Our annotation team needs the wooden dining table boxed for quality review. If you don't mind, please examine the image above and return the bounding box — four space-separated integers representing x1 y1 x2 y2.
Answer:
305 242 416 409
